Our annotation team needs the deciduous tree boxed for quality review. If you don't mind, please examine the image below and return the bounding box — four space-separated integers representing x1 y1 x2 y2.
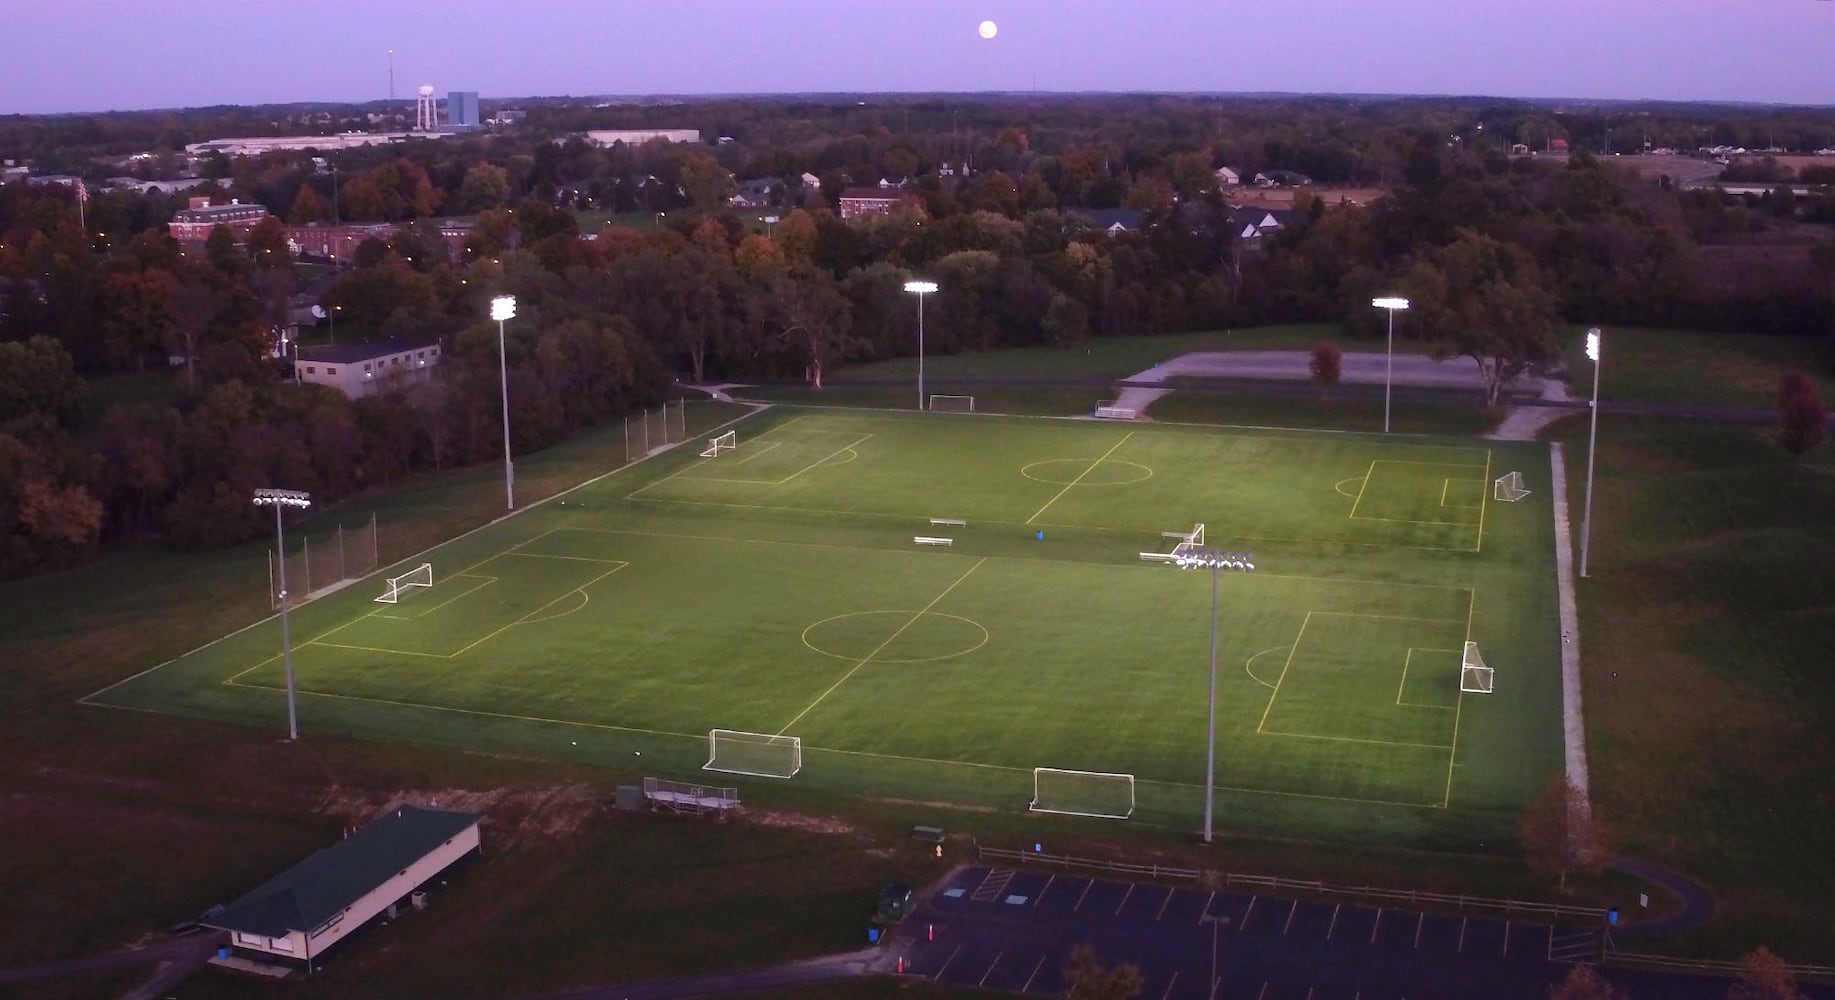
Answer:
1401 229 1561 406
1063 945 1142 1000
1521 772 1612 893
1549 964 1627 1000
1310 341 1342 394
1730 946 1806 1000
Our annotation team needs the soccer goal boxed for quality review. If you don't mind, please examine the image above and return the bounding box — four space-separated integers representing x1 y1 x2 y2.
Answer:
705 729 802 778
374 563 433 603
1141 523 1205 563
928 394 975 412
1030 767 1136 819
1460 641 1495 694
1494 470 1530 502
700 430 737 458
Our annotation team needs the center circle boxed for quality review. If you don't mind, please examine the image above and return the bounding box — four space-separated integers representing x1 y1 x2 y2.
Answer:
802 610 989 664
1020 458 1154 486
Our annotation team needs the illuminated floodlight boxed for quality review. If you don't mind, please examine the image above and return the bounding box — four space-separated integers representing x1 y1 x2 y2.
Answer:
1371 296 1410 311
903 280 938 294
1586 327 1601 362
490 295 517 322
252 488 312 508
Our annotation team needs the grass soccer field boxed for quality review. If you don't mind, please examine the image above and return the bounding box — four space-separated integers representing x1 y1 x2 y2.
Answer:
89 406 1563 848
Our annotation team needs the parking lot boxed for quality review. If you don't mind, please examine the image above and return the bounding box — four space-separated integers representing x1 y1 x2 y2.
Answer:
898 865 1607 999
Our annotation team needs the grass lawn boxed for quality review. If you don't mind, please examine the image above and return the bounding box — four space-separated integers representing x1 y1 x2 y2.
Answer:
1559 325 1834 409
737 383 1108 416
90 407 1562 852
1555 415 1835 960
1145 390 1504 438
825 325 1421 384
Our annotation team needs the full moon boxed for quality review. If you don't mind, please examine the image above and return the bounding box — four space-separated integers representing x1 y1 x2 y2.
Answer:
978 20 998 39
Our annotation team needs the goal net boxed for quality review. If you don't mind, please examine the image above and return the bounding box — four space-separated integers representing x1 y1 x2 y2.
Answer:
1494 470 1530 502
1030 767 1136 819
700 430 736 458
928 394 975 412
705 729 802 778
1460 641 1495 694
1140 523 1205 563
374 563 433 603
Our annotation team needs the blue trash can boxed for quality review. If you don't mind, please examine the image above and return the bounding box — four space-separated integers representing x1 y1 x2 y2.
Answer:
867 927 881 943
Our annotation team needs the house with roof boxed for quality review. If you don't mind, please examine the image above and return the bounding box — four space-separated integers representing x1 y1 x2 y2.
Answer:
728 178 783 209
204 805 479 968
1215 166 1242 187
1072 207 1147 236
296 338 443 397
1229 206 1293 248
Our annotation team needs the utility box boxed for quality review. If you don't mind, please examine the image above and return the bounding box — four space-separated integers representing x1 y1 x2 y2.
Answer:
614 785 645 812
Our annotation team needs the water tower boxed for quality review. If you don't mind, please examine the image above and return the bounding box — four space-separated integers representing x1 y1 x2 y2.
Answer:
415 85 438 131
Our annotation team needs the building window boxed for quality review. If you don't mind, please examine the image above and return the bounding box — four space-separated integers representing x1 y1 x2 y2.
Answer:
305 366 316 374
269 936 294 953
326 367 336 374
363 363 372 372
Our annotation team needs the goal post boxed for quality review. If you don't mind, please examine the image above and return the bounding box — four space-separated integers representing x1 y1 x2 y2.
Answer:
1030 767 1136 819
374 563 433 603
1460 641 1495 694
928 394 975 412
705 729 802 778
700 430 737 458
1494 470 1530 502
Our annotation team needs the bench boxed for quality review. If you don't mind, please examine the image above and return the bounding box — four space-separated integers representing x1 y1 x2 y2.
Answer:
914 536 954 547
929 517 967 527
1094 405 1138 420
910 825 946 844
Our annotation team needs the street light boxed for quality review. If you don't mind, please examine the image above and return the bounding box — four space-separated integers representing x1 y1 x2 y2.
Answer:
490 295 517 510
1580 328 1602 578
253 488 312 741
903 280 938 410
1372 297 1410 434
1169 548 1255 844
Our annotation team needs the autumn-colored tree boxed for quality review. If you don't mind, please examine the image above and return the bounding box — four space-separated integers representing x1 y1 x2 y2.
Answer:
287 183 331 224
1310 341 1343 394
1549 963 1627 1000
1730 946 1806 1000
1401 229 1562 406
1521 772 1612 893
774 209 819 263
458 162 512 212
1777 371 1826 458
166 279 222 391
1063 946 1142 1000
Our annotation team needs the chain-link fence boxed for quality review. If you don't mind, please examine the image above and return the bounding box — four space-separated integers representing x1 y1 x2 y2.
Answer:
622 398 687 463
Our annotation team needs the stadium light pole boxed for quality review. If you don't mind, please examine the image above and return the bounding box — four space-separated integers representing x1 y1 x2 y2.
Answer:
1172 549 1255 844
253 488 312 741
1580 328 1602 578
904 280 938 410
491 295 517 510
1372 297 1410 434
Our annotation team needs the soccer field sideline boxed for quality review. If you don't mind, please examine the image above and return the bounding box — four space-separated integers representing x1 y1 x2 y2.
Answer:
78 403 1564 847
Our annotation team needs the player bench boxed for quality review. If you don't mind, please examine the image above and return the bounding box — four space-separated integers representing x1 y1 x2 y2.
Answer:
909 824 946 844
913 536 954 547
1093 402 1138 420
928 518 967 527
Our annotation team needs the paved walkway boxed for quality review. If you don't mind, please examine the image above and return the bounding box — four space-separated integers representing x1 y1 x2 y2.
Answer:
516 948 889 1000
1548 442 1591 805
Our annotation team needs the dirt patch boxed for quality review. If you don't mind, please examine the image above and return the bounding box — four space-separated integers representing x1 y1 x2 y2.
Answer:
747 808 860 837
315 783 604 852
869 796 1000 814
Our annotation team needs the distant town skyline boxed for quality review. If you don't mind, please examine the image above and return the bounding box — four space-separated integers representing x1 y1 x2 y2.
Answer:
5 0 1833 115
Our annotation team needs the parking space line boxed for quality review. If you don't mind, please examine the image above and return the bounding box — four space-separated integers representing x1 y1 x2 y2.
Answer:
1022 954 1046 993
1156 887 1175 922
1239 896 1257 932
934 945 961 981
1036 873 1056 905
1200 890 1216 924
978 950 1005 988
1115 883 1136 916
1326 903 1341 939
1371 907 1383 944
1075 880 1095 911
1503 920 1512 957
1414 911 1425 949
1283 899 1299 935
1160 970 1180 1000
1256 983 1270 999
1458 915 1469 953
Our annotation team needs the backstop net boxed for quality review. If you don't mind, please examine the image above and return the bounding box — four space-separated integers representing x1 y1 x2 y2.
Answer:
1030 767 1136 819
1460 641 1495 693
705 729 802 778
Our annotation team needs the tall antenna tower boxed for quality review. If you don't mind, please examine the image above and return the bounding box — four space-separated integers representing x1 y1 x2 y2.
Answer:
415 85 438 131
388 49 395 102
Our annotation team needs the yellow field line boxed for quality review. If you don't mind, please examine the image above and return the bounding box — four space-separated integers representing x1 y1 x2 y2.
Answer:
309 640 450 659
1257 611 1312 733
506 552 626 564
778 556 988 735
1473 448 1493 554
1258 731 1454 750
446 563 629 659
1443 586 1478 806
1026 431 1135 524
773 433 874 485
1346 460 1377 519
1307 611 1469 625
1398 647 1462 709
732 440 783 466
390 574 497 619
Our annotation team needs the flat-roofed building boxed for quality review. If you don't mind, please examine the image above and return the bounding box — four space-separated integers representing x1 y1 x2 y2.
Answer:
838 187 905 219
574 129 700 147
204 805 480 967
296 338 442 398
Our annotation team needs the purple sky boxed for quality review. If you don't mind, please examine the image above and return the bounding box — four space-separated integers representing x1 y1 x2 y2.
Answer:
6 0 1833 115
